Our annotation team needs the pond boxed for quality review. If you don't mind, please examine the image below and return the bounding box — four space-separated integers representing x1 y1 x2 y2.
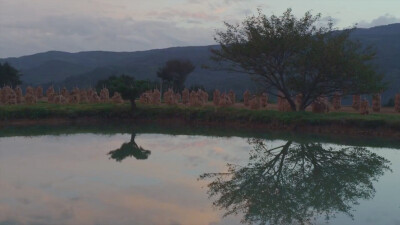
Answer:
0 124 399 225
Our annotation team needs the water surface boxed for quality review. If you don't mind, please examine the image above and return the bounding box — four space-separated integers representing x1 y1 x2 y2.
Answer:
0 125 399 225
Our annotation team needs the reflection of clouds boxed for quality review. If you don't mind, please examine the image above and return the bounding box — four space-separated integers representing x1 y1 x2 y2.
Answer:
0 133 248 225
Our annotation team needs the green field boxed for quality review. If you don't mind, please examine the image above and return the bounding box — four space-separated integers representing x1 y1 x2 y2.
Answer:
1 102 400 130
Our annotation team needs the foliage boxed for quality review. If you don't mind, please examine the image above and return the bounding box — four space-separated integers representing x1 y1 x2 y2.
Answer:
0 62 22 87
96 75 157 108
108 133 151 161
211 8 385 111
157 59 195 92
200 139 391 224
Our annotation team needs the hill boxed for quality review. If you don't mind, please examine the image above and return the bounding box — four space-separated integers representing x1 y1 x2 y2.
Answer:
1 23 399 102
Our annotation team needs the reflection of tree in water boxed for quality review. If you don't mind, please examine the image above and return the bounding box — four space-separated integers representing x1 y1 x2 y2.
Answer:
200 138 391 225
108 133 151 162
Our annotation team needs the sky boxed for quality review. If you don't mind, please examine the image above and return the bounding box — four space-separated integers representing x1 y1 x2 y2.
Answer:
0 0 399 58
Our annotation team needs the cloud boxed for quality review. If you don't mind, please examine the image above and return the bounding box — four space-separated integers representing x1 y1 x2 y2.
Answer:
0 15 215 58
146 9 220 22
357 14 400 28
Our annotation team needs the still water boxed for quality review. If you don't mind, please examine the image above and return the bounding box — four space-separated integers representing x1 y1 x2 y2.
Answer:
0 125 399 225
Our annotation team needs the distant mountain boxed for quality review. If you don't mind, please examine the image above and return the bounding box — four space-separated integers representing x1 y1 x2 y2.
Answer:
1 23 399 102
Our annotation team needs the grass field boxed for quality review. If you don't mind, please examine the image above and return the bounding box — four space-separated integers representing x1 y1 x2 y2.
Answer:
1 102 400 130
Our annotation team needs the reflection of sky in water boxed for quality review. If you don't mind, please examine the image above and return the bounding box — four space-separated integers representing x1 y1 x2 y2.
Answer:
0 134 399 225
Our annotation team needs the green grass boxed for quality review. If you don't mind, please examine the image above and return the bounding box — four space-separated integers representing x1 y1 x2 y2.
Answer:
1 102 400 129
0 102 132 119
1 121 400 149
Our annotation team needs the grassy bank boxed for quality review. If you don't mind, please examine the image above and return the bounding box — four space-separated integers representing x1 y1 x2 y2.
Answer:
1 102 400 132
1 121 400 149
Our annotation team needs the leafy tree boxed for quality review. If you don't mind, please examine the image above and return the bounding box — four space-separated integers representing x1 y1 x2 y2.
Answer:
0 62 22 87
96 75 157 109
108 132 151 162
211 9 385 111
157 59 195 92
200 138 390 224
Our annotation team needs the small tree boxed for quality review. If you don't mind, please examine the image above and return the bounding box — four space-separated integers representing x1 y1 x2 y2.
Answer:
0 62 22 87
96 75 156 110
211 9 385 111
157 59 195 92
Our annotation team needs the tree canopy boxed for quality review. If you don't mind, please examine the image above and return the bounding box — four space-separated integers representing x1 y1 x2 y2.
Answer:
0 62 22 87
157 59 195 92
108 133 151 162
211 9 385 111
96 75 157 109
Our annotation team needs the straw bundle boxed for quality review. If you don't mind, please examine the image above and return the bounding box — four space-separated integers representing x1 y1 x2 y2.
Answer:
79 90 89 103
228 90 236 105
395 94 400 113
243 90 250 107
1 86 17 105
87 89 95 98
15 87 23 104
26 86 35 96
218 93 232 107
360 99 369 115
151 89 161 105
111 92 124 104
24 86 37 104
61 87 69 98
213 89 220 106
198 90 208 104
35 86 43 99
332 92 341 110
311 96 329 113
46 86 55 103
24 93 37 104
68 88 80 104
90 92 100 103
352 95 361 111
140 91 153 104
54 95 67 104
372 94 381 112
7 89 17 105
260 93 268 108
182 88 190 105
100 88 110 103
163 89 177 105
189 90 203 107
249 96 261 110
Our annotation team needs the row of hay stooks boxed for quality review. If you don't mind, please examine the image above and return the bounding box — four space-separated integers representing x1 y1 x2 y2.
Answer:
2 85 400 114
0 86 124 105
139 88 400 114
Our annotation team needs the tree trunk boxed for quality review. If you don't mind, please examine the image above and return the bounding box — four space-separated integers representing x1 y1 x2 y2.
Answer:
288 99 297 112
282 91 297 111
130 99 137 111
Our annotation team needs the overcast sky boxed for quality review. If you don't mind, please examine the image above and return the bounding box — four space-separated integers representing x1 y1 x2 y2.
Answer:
0 0 399 58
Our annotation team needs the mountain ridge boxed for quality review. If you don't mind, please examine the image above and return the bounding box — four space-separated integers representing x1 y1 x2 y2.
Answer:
1 24 399 102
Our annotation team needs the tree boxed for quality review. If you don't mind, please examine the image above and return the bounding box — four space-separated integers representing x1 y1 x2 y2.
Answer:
96 75 157 109
157 59 195 92
200 138 390 224
0 62 22 87
211 9 385 111
108 132 151 162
